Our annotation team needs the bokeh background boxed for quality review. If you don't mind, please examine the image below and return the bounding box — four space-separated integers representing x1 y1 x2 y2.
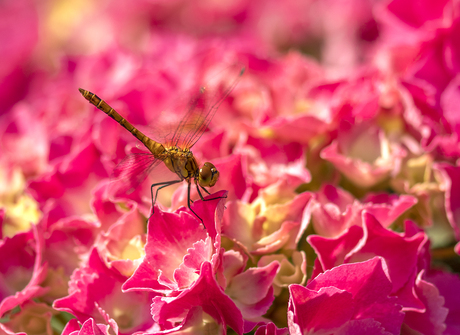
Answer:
1 0 460 334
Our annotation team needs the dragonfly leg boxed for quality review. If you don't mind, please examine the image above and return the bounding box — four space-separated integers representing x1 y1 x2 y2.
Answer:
201 185 212 196
196 182 227 202
148 180 182 219
187 182 205 228
196 184 207 201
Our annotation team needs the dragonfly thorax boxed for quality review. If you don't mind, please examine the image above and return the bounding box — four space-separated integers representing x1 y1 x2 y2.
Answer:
162 147 198 180
198 162 219 187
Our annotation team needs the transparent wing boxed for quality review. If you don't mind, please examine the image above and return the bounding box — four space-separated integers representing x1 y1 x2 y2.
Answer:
111 153 162 195
170 64 245 150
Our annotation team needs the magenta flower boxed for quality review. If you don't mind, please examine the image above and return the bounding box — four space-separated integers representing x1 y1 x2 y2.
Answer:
309 213 428 310
123 191 227 293
254 322 288 335
61 318 111 335
222 180 312 255
0 301 57 335
224 257 279 329
321 120 406 188
1 105 49 178
311 184 416 237
434 162 460 240
150 261 243 334
426 271 460 334
28 141 109 220
403 271 449 334
93 200 147 277
2 0 460 333
0 0 38 114
258 251 307 296
54 248 158 334
288 257 404 335
0 226 47 318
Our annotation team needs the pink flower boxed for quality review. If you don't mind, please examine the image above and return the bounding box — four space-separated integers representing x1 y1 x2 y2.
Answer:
321 120 406 188
224 256 279 329
254 322 288 335
403 271 448 334
235 136 311 190
61 318 111 335
0 226 47 318
311 184 416 237
375 0 460 161
258 251 307 296
150 261 243 334
0 301 57 335
222 180 312 255
54 248 158 334
2 0 460 333
308 213 428 311
0 0 38 114
0 208 4 234
385 0 451 29
426 270 460 334
0 105 49 178
28 141 109 221
375 0 454 81
434 162 460 240
90 181 134 230
93 201 146 277
288 257 404 335
216 250 282 331
123 191 227 293
238 54 328 145
42 216 100 276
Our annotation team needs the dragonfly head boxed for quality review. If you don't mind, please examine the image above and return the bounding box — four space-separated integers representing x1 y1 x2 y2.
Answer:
198 162 219 187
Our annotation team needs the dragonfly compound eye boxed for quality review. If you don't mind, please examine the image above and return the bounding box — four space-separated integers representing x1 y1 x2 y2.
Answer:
199 162 219 187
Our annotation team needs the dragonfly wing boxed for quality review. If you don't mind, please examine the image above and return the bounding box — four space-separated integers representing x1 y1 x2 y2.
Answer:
171 64 245 150
111 153 162 195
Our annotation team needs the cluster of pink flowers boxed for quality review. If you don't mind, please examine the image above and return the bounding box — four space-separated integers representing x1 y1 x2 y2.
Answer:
2 0 460 334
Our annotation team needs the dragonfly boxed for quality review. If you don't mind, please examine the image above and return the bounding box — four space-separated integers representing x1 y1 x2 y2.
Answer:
79 65 244 226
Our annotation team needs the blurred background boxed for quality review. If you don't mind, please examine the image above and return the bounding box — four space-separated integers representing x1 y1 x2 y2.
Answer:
2 0 460 333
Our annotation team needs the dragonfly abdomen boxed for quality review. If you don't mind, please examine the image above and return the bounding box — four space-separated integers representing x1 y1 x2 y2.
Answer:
79 88 165 156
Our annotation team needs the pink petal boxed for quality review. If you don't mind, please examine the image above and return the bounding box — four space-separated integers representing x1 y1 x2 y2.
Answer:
144 210 207 283
386 0 451 28
53 248 157 333
363 193 417 228
0 226 47 317
310 184 362 237
226 261 279 315
434 162 460 239
0 0 38 114
151 261 243 335
427 270 460 334
254 322 289 335
349 214 426 303
61 319 81 335
309 213 427 311
174 237 213 288
404 271 448 334
290 257 403 334
77 318 111 335
289 285 355 334
308 225 364 273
